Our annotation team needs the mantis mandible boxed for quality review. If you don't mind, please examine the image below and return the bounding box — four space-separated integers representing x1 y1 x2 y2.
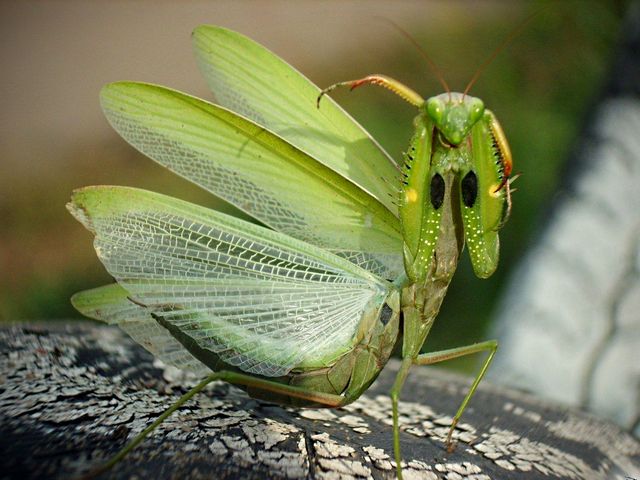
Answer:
68 25 514 479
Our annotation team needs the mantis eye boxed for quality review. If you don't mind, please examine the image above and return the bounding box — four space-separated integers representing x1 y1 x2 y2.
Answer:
468 99 485 123
426 98 445 124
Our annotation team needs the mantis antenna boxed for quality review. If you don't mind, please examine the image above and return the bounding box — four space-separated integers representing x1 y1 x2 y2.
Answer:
379 17 451 99
463 10 541 97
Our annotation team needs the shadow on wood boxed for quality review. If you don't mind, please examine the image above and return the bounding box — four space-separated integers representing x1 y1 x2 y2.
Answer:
1 324 638 479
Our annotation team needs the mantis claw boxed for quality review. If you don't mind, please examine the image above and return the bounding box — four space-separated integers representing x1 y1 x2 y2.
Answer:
316 80 358 108
445 418 459 452
446 439 458 454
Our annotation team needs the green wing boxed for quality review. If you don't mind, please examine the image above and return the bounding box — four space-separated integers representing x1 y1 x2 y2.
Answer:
100 82 402 279
192 25 399 214
67 186 391 377
71 283 210 376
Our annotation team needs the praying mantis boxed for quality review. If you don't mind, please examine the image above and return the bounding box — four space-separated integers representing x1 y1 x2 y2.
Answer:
68 25 513 479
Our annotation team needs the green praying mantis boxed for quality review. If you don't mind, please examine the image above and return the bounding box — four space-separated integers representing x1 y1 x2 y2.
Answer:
68 25 514 479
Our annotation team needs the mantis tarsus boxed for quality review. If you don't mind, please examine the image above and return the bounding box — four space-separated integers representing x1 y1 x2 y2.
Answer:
69 25 513 479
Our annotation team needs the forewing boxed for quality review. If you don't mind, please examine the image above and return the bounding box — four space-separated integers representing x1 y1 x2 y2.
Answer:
68 186 390 377
71 284 210 376
192 25 399 213
100 82 402 279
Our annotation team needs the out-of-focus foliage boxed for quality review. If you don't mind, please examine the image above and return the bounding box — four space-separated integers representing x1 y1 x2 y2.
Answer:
0 1 628 370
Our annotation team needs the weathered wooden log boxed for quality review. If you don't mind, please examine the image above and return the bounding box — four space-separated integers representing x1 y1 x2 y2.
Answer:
1 324 639 479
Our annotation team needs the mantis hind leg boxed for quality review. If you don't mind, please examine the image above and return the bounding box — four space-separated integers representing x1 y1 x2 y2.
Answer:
85 370 347 479
390 357 414 480
413 339 498 449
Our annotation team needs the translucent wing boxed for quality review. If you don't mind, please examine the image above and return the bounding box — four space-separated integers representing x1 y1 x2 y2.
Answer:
67 186 391 377
100 82 403 279
192 25 400 214
71 284 210 376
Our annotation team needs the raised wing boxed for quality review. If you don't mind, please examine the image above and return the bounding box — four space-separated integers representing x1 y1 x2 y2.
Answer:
71 283 210 377
192 25 400 214
100 82 402 279
67 186 391 377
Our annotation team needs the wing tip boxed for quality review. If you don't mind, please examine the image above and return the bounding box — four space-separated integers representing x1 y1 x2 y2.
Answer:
192 24 212 38
192 24 256 57
99 80 133 100
67 186 149 230
99 80 153 105
67 186 98 232
70 287 112 323
70 289 96 319
192 24 234 39
71 283 140 323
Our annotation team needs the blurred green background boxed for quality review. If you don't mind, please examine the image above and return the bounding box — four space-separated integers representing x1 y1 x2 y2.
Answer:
0 1 629 368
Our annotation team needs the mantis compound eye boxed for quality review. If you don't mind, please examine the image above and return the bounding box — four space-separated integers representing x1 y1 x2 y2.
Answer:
426 97 445 124
468 98 485 123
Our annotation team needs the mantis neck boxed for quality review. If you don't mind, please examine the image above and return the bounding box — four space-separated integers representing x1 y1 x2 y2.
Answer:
401 171 463 359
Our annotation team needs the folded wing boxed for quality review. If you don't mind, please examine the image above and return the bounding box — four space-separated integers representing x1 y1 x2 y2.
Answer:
68 186 391 377
192 25 400 213
100 82 402 279
71 283 210 377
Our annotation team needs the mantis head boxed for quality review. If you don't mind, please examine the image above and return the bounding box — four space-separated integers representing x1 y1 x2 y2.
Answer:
425 93 484 146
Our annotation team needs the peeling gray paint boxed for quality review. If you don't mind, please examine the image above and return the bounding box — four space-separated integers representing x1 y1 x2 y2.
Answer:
1 324 639 479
